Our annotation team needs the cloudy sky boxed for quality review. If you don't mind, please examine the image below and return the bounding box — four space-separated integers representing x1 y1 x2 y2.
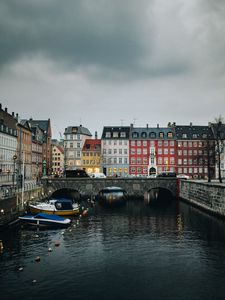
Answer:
0 0 225 139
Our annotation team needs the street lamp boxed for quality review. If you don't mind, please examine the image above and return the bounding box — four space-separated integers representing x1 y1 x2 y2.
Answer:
42 159 47 177
13 154 17 188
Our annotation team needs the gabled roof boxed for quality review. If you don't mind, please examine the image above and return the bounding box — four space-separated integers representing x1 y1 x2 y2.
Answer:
29 119 50 133
82 139 101 151
64 125 92 136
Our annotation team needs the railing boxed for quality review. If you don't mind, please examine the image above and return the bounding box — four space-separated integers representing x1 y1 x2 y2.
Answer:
0 182 41 199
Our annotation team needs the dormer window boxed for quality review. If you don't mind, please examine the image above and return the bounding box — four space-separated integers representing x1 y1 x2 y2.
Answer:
132 132 139 138
106 132 111 138
141 132 147 138
159 132 164 138
113 132 118 138
167 132 173 138
149 132 156 138
120 132 126 138
182 133 187 138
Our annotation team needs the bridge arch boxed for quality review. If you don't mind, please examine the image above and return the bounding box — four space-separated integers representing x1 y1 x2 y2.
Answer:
144 187 174 205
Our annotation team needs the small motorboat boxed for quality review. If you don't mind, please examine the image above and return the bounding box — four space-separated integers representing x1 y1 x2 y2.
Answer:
28 198 80 216
97 186 128 206
19 213 71 228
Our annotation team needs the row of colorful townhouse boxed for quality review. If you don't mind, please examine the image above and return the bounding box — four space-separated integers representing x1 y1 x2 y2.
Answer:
0 104 52 185
64 122 225 179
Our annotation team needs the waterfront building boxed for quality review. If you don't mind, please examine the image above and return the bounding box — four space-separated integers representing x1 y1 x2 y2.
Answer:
17 120 32 182
52 143 64 176
28 119 52 175
129 124 177 176
174 123 215 179
30 123 44 181
64 125 92 171
0 105 18 184
101 126 130 177
82 135 101 174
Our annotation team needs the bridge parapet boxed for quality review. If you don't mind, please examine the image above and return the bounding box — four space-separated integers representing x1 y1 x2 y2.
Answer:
41 177 178 199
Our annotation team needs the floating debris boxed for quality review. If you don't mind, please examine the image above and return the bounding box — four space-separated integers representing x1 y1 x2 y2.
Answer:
54 241 60 247
61 231 65 235
34 234 39 238
32 279 37 284
48 247 53 252
0 240 3 252
35 256 41 262
18 266 24 272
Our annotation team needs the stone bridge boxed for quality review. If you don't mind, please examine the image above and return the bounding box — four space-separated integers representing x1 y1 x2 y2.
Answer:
41 177 179 200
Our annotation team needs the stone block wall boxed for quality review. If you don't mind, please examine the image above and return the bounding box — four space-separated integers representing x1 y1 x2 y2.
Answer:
180 180 225 217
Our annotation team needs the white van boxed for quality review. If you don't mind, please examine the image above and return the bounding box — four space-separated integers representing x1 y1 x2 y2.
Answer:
89 172 106 178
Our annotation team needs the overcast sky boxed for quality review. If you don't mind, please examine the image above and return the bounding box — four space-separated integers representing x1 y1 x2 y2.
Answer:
0 0 225 139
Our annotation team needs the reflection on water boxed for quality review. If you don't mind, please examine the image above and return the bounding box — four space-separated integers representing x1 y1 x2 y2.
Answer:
1 199 225 300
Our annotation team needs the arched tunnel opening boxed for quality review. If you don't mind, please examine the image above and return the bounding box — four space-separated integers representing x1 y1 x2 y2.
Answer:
144 187 174 206
51 188 80 202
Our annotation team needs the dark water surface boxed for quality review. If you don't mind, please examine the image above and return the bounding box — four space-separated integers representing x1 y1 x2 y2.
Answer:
1 199 225 300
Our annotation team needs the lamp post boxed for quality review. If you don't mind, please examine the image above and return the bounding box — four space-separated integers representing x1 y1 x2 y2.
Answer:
42 159 47 178
13 154 17 188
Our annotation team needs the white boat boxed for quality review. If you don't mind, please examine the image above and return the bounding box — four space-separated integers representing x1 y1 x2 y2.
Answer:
28 199 80 216
19 213 71 228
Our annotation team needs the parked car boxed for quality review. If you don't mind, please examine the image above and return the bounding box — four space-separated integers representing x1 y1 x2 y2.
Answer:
157 172 177 178
177 174 189 180
89 172 106 178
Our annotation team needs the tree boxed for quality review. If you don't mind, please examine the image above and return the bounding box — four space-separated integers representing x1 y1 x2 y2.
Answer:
211 116 225 183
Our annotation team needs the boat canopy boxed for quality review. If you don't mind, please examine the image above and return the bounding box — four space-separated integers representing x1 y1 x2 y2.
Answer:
54 200 74 210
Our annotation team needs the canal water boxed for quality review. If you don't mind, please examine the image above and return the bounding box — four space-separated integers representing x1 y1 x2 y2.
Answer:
1 199 225 300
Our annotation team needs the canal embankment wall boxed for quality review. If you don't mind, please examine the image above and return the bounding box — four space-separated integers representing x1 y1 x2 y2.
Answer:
0 185 44 226
179 180 225 218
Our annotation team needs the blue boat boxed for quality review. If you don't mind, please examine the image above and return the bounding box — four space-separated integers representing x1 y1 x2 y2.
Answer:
19 213 71 228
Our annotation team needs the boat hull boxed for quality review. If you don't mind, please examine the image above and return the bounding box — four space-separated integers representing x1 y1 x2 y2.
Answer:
29 205 79 216
19 214 71 228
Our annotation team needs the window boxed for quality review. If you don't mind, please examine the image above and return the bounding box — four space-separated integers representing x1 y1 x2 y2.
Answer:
131 158 135 164
164 141 168 146
113 132 118 138
137 149 142 155
168 132 173 138
158 148 162 154
132 132 139 138
137 158 141 164
137 141 141 146
164 148 168 155
182 133 187 138
119 149 122 154
119 158 122 164
124 149 127 154
114 158 117 164
170 148 174 154
150 132 156 138
158 141 162 146
178 159 182 165
158 157 162 164
141 132 147 138
159 132 164 138
193 134 197 138
106 132 111 138
170 141 174 146
143 141 147 146
114 149 117 154
120 132 126 138
131 141 135 146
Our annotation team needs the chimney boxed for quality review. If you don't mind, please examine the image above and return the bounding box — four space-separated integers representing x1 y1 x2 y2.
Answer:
0 103 2 110
16 113 18 120
12 112 14 117
5 107 8 113
146 123 149 129
190 122 193 127
95 131 98 139
157 123 159 128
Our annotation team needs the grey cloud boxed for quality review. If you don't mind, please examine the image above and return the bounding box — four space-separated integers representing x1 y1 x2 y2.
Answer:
0 0 194 79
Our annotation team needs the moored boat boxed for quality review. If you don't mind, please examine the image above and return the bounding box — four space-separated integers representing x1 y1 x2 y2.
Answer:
28 199 80 216
19 213 71 228
97 186 128 206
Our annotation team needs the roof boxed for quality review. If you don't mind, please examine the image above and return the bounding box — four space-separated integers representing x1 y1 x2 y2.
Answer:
175 125 214 139
130 126 176 140
82 139 101 151
64 125 92 136
29 119 50 132
101 126 130 139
